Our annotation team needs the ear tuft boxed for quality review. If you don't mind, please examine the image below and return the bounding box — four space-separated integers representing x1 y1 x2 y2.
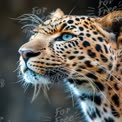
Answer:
50 8 64 19
97 11 122 48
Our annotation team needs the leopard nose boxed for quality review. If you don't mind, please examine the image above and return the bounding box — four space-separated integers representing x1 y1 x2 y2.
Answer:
19 49 40 61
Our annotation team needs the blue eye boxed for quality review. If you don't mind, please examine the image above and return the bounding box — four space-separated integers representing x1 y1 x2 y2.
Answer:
55 33 75 41
62 33 73 41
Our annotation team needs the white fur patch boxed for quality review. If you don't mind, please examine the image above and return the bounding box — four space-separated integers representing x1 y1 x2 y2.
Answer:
19 56 50 85
23 70 49 85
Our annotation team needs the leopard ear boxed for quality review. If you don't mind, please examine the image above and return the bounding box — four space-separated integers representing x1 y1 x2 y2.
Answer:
50 8 64 19
97 11 122 48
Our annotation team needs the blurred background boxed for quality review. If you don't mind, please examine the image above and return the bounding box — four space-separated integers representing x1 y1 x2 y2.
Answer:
0 0 121 122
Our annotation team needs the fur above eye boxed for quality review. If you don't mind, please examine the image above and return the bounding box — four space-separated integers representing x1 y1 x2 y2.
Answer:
55 33 75 41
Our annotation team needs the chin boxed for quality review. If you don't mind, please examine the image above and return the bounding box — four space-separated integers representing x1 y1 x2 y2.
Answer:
20 64 50 86
23 69 50 85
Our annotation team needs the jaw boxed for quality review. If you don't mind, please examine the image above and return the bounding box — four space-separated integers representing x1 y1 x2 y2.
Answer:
19 64 68 86
22 69 50 85
19 56 69 85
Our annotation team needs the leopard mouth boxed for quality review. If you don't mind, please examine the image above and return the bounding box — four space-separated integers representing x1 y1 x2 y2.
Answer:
20 66 50 85
20 64 68 85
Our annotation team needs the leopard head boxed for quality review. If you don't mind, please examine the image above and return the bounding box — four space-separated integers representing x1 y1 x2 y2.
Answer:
18 9 122 95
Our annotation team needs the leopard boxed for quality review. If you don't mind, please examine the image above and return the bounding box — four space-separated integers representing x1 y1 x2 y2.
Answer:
18 9 122 122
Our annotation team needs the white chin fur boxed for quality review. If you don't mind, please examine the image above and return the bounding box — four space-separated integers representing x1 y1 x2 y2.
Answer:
23 70 50 85
19 57 50 85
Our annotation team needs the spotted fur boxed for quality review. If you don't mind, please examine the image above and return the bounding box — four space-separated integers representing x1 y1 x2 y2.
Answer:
18 9 122 122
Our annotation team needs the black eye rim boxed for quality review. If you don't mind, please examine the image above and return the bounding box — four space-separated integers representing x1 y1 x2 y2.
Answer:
55 32 76 41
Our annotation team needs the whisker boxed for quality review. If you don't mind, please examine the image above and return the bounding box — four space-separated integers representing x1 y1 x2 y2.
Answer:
13 66 20 72
21 24 37 29
88 7 95 9
32 84 41 102
98 64 122 85
106 82 122 103
59 67 113 105
68 6 76 15
42 85 50 103
31 84 40 102
17 14 41 24
23 83 30 92
31 14 44 23
51 68 76 106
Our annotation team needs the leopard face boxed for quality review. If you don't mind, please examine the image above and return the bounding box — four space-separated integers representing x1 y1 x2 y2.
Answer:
19 9 120 90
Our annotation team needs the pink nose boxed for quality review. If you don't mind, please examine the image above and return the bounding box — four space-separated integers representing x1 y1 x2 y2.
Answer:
18 49 40 61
